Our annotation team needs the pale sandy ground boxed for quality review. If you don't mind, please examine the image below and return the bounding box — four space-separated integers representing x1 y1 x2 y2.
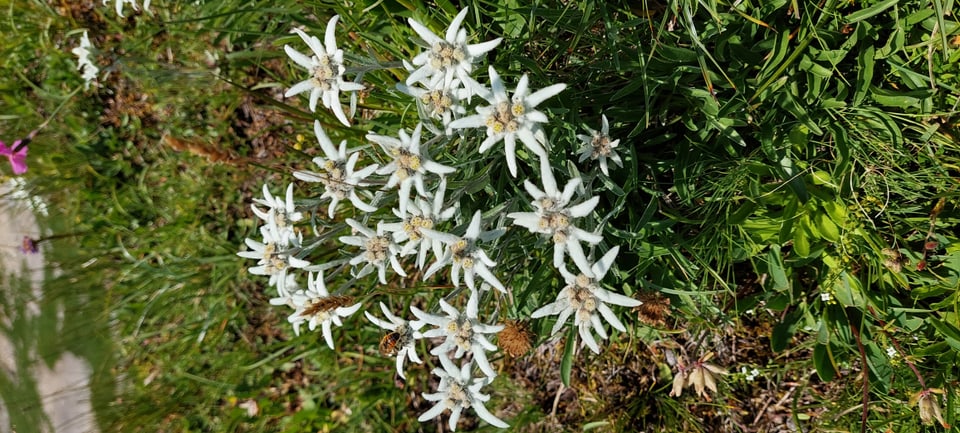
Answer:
0 179 98 433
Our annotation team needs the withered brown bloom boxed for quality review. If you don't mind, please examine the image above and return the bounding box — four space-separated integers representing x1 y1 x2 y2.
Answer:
498 320 534 357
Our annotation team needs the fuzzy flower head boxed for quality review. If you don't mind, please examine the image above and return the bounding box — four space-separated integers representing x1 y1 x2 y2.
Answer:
280 272 361 348
237 222 309 296
411 293 503 378
508 160 602 271
531 246 641 354
448 67 566 176
293 121 379 218
418 356 509 431
406 7 502 95
71 31 99 89
251 183 304 246
382 178 457 269
339 218 407 285
397 82 470 134
369 123 455 214
365 302 425 379
284 16 365 127
577 114 623 176
422 211 506 293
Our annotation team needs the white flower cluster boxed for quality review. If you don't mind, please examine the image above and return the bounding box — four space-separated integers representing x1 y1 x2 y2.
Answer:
238 7 637 430
71 31 99 90
103 0 150 17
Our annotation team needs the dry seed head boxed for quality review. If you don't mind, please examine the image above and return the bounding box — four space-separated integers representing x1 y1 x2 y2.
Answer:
498 320 533 357
634 291 670 327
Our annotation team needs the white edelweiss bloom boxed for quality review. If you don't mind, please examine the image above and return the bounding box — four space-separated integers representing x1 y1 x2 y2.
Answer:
71 31 99 89
369 123 455 214
397 82 470 134
283 272 361 348
237 222 309 296
103 0 150 17
252 183 304 246
531 246 641 354
339 218 407 285
283 16 365 127
364 302 425 379
577 114 623 176
293 121 379 218
381 178 457 269
448 66 566 176
411 294 503 378
507 160 601 271
422 211 506 293
407 7 502 96
418 355 509 431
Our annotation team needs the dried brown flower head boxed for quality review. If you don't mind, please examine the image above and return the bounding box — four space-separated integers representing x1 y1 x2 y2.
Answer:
498 320 534 357
633 291 671 327
911 388 949 428
668 352 726 401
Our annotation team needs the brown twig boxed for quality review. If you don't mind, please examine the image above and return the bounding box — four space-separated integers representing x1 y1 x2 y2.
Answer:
849 322 869 433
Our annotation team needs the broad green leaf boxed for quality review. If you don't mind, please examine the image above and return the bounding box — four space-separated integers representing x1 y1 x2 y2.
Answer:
767 244 789 291
865 342 893 392
928 318 960 352
793 223 811 257
813 343 837 381
834 271 866 307
814 212 840 242
560 327 575 387
870 86 937 109
845 0 898 24
772 309 802 352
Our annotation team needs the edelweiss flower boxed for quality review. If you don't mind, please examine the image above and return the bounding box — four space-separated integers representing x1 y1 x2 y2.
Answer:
279 272 361 348
577 114 623 176
339 218 407 285
365 302 424 379
284 16 365 127
406 7 502 95
422 211 506 293
418 355 509 430
293 121 378 218
531 246 641 354
369 123 455 214
397 82 469 134
448 67 566 176
71 31 98 89
507 160 601 271
411 294 503 378
382 178 457 269
252 183 304 246
238 222 309 296
103 0 150 17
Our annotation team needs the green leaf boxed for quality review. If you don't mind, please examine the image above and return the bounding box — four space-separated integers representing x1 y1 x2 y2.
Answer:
772 309 802 352
561 327 575 387
814 211 840 242
928 318 960 352
793 222 811 257
845 0 899 24
767 245 790 291
854 43 875 106
813 343 837 381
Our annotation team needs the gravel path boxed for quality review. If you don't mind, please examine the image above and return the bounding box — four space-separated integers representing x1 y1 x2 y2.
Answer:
1 179 98 433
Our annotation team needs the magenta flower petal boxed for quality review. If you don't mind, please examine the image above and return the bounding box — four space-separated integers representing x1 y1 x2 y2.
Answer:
1 140 29 175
